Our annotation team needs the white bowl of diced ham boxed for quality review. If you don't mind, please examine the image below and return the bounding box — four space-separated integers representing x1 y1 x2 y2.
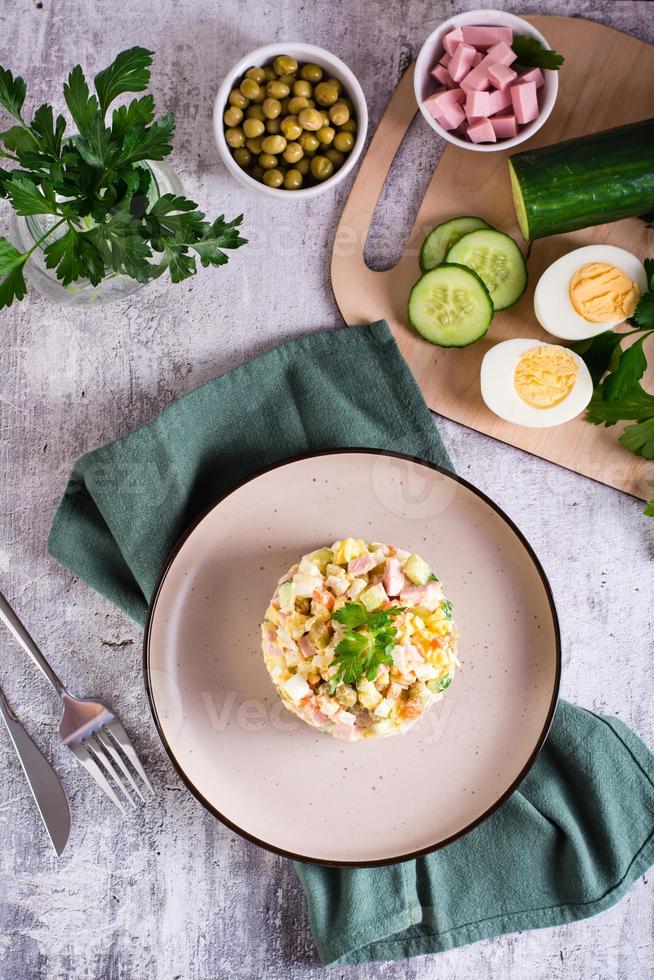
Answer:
414 9 559 151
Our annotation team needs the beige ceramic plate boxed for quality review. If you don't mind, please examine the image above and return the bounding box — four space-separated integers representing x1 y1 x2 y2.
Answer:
144 450 560 866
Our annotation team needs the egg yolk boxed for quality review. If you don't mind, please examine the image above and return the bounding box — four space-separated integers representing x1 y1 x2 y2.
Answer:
514 346 578 409
569 262 640 324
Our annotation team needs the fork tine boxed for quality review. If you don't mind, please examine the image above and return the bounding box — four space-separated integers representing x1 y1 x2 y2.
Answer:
96 729 145 802
87 736 136 807
106 720 154 795
69 742 126 814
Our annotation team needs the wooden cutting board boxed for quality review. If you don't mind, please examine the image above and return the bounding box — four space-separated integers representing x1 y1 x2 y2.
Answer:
331 16 654 500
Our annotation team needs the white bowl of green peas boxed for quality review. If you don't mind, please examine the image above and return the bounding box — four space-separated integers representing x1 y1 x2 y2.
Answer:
213 42 368 198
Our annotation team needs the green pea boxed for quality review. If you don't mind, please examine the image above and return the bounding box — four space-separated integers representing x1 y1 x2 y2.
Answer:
265 117 282 134
283 168 303 190
333 130 354 153
267 80 290 100
315 82 339 106
245 66 266 83
224 127 245 148
228 89 248 110
251 164 265 182
263 98 282 119
329 102 350 126
310 155 334 181
245 136 264 154
295 157 310 175
325 147 345 168
300 63 323 82
273 55 298 76
281 115 303 140
233 147 251 168
288 96 309 116
263 167 284 188
298 107 323 131
339 118 357 134
223 106 243 127
293 79 312 99
299 132 319 154
320 110 331 127
259 152 278 170
278 73 297 89
246 104 265 121
261 134 287 155
283 141 304 164
240 78 261 101
243 117 265 139
263 66 276 82
316 125 335 145
327 77 343 94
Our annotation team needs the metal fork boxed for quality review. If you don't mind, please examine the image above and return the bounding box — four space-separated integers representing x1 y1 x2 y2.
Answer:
0 590 153 812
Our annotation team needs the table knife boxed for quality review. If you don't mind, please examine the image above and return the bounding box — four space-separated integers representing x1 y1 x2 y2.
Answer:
0 683 70 855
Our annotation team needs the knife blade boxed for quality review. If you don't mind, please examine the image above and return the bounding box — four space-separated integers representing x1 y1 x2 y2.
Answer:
0 684 70 856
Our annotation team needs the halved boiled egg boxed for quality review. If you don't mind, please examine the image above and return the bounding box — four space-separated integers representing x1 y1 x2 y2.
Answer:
534 245 647 341
480 338 593 428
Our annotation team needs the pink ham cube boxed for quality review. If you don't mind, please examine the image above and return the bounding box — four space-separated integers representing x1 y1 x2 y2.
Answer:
348 552 378 576
518 67 545 88
461 25 513 48
490 113 518 138
423 88 466 130
399 582 444 609
298 634 316 659
439 51 452 68
382 558 405 597
460 61 491 91
467 117 497 143
449 43 476 83
486 41 517 66
465 90 491 120
442 28 464 56
488 63 517 91
471 52 483 66
511 80 539 124
431 63 455 88
487 87 513 115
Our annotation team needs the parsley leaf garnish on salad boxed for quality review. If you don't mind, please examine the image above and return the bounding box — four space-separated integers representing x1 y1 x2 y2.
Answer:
575 257 654 516
329 602 405 693
512 35 564 70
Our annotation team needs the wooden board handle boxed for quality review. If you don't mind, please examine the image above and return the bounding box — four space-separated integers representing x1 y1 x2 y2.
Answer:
331 63 417 305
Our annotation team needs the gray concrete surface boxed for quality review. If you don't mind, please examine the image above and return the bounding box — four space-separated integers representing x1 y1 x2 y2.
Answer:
1 1 653 978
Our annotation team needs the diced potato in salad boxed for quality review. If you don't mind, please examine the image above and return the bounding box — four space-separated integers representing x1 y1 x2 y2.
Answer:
260 539 459 740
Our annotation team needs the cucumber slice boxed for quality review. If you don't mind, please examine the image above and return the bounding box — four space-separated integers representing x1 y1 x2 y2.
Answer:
407 263 493 348
445 229 527 311
420 216 491 272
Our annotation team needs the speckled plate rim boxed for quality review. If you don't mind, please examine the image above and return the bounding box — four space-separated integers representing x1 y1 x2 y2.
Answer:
143 448 562 868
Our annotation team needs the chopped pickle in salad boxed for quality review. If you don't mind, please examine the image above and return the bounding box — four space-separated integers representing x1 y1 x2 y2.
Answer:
260 538 459 740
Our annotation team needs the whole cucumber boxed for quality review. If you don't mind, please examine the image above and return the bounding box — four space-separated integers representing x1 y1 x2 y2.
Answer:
508 117 654 240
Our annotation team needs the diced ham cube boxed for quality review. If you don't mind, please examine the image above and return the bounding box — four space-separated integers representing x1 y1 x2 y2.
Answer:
431 63 455 88
423 89 466 130
471 51 483 66
490 113 518 139
486 41 517 66
488 63 517 90
399 582 445 608
442 27 464 56
298 634 316 659
511 80 539 124
382 557 405 597
348 552 378 576
449 43 476 83
518 67 545 88
460 62 491 92
439 52 451 68
465 90 491 120
487 87 513 115
461 25 513 48
467 117 497 143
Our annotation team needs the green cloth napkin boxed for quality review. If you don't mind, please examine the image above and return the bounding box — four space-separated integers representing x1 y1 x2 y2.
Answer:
48 321 654 966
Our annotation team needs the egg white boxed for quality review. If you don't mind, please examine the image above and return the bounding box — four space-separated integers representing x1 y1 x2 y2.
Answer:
534 245 647 342
480 338 593 428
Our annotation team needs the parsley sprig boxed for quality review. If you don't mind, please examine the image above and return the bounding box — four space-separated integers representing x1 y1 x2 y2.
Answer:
328 602 405 694
0 47 246 307
512 35 564 71
575 258 654 516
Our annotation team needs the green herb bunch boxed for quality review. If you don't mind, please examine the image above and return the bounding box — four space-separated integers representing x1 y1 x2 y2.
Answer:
512 36 564 71
328 601 405 693
575 257 654 516
0 47 246 308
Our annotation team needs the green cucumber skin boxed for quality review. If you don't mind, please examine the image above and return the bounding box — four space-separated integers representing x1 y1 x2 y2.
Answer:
510 117 654 240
